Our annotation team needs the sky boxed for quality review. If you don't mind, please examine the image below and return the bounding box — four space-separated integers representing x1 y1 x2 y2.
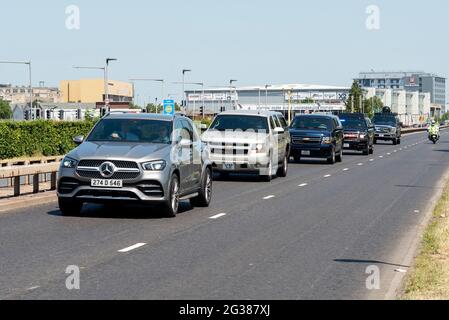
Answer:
0 0 448 105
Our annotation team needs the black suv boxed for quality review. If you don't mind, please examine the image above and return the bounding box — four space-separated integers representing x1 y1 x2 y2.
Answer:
372 109 402 145
339 113 375 155
289 114 344 164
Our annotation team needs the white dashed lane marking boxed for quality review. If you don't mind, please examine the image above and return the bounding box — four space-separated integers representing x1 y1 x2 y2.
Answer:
118 243 147 253
298 183 308 187
343 168 349 171
263 195 275 200
210 213 227 219
324 174 331 178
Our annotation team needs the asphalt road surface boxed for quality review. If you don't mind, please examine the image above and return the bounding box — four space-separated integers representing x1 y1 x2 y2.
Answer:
1 130 449 300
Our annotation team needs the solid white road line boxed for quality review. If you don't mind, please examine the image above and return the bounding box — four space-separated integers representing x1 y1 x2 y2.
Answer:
298 183 308 187
263 195 275 200
210 213 227 219
118 243 147 253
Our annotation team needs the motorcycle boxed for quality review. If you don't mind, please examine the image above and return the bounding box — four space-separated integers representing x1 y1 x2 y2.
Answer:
429 133 439 144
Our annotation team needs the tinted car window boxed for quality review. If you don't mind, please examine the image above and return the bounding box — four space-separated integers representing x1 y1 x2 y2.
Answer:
278 115 288 129
339 118 367 130
291 116 333 131
210 115 269 132
372 115 398 126
87 119 172 144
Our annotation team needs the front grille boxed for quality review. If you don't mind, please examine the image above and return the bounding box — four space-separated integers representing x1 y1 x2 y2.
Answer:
78 160 139 169
210 143 250 155
292 136 321 145
76 171 140 180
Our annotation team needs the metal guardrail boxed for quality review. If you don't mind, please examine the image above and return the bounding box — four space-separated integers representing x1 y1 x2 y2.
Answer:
0 162 60 197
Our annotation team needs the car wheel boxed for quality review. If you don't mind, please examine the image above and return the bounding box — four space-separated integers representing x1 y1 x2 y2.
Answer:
393 138 398 145
327 148 336 164
261 159 273 182
164 174 180 218
336 149 343 162
277 154 288 177
191 168 212 207
58 198 83 216
397 138 401 145
362 144 369 156
369 146 374 154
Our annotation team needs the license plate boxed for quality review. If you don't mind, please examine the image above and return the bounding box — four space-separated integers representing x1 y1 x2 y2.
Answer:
223 163 235 170
91 179 123 188
344 143 350 148
378 134 384 137
301 150 311 156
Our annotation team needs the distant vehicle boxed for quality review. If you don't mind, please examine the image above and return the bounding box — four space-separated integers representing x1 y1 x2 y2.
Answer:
202 110 290 182
338 113 375 155
372 110 402 145
289 114 344 164
58 113 213 218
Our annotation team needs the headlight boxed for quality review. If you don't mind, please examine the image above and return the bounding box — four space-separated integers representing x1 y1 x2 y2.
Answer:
390 128 397 133
142 160 167 171
359 134 366 140
251 143 266 153
62 157 78 168
322 136 332 144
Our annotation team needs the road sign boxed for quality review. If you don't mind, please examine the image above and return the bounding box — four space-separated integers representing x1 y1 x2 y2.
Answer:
163 99 175 115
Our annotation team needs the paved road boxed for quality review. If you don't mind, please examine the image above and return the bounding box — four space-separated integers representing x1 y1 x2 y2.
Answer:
1 130 449 300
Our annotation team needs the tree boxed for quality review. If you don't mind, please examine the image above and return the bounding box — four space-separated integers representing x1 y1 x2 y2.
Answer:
345 81 383 117
0 99 12 120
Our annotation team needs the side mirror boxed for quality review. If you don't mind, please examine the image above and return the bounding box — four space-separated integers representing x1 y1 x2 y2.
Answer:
179 139 192 148
273 127 285 134
73 135 84 145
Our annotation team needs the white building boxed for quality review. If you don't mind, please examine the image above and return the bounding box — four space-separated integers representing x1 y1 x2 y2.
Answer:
364 87 431 126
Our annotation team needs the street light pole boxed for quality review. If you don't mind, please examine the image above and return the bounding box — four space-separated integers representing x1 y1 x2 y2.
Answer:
265 84 271 109
0 60 33 118
230 79 237 110
105 58 117 110
129 78 164 113
182 69 191 110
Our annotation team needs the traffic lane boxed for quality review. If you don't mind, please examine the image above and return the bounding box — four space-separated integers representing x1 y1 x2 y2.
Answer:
17 131 449 299
0 130 432 299
210 130 426 204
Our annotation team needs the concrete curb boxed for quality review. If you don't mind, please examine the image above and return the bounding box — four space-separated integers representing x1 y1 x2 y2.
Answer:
0 191 57 214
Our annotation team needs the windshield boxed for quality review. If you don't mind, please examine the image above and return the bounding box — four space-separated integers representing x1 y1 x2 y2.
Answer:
291 116 333 131
209 115 269 132
372 116 397 127
87 119 173 144
340 118 367 130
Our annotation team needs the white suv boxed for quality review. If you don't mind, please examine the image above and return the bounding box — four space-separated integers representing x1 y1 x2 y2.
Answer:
202 110 290 182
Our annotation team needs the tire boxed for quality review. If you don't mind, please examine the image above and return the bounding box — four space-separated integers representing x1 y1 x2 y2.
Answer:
327 148 336 164
362 144 369 156
373 139 377 145
164 174 180 218
190 168 212 207
58 198 83 216
369 146 374 155
277 154 288 177
397 138 401 145
261 159 273 182
393 139 398 145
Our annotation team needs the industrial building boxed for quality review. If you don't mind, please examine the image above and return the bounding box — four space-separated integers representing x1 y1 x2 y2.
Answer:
60 79 133 103
355 71 446 116
185 84 351 117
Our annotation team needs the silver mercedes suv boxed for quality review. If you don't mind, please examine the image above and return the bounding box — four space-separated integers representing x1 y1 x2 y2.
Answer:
57 113 213 217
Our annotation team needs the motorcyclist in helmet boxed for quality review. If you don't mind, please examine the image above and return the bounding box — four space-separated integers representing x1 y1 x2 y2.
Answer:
428 120 440 140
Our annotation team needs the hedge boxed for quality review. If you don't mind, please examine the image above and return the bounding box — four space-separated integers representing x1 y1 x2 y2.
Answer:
0 120 96 160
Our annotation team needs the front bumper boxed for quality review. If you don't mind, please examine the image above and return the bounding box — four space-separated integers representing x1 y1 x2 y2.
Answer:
57 167 170 203
374 133 396 141
343 140 368 151
290 144 333 158
209 153 271 173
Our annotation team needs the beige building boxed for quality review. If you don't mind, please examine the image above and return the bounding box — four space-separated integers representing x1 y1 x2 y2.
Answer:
0 84 60 104
60 79 133 103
